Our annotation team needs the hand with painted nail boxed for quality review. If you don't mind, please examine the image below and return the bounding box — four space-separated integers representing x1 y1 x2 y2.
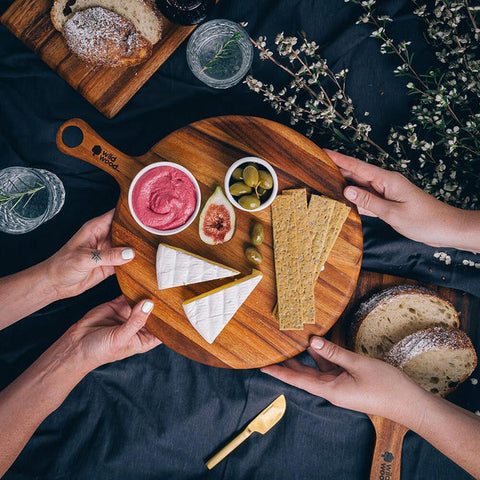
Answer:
262 336 418 419
45 209 136 299
262 336 480 479
325 149 480 253
0 295 161 477
65 296 161 372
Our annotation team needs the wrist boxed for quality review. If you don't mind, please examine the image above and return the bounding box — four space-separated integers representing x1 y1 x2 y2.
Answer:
28 260 61 304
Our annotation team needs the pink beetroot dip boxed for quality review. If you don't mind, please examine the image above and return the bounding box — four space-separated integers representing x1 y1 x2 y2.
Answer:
131 166 197 230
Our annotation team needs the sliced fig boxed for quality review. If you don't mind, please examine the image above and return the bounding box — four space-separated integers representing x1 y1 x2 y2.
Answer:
199 186 236 245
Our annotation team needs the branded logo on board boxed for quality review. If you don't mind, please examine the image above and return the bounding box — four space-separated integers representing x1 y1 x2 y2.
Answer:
381 452 394 463
91 144 119 170
378 451 394 480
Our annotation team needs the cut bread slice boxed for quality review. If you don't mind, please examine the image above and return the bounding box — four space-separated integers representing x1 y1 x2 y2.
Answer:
384 327 477 396
350 285 459 359
63 7 152 67
51 0 163 44
156 244 239 290
183 270 263 344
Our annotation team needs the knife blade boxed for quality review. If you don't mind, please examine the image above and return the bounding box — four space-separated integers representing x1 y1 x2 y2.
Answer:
205 394 286 470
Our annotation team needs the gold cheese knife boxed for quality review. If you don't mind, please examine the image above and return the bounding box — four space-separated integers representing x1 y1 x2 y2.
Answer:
206 394 287 470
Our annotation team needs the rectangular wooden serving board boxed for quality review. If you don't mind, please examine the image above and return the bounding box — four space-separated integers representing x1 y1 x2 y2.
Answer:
0 0 207 118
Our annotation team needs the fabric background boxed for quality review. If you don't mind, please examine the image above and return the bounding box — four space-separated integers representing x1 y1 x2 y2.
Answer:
0 0 478 478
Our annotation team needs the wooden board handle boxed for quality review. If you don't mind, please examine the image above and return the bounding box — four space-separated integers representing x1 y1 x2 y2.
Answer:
56 118 136 190
369 415 409 480
205 428 252 470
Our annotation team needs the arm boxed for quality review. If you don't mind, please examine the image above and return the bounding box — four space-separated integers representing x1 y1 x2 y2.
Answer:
0 209 135 331
325 150 480 253
0 296 160 477
262 337 480 479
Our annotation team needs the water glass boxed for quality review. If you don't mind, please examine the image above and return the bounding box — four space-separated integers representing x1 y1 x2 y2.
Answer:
186 19 253 89
0 167 65 234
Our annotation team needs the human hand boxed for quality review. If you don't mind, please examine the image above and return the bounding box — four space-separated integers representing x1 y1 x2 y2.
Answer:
261 336 423 422
44 210 135 299
64 295 161 373
325 150 464 248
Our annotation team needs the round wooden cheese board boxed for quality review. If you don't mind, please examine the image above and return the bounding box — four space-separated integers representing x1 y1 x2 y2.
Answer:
56 116 363 369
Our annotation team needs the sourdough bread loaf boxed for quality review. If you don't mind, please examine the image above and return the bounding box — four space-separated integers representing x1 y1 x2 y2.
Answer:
51 0 163 44
350 285 459 359
384 327 477 396
63 7 152 67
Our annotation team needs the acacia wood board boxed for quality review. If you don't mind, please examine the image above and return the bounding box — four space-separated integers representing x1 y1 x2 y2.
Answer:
0 0 210 118
56 115 363 369
331 271 479 480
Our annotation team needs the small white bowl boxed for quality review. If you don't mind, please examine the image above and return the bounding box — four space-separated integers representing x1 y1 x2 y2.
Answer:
128 162 201 236
224 157 278 212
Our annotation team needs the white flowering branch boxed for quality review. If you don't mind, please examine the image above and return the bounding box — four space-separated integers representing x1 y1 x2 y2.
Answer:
245 0 480 209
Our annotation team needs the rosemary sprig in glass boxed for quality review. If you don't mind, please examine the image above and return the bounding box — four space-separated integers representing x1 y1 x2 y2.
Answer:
200 31 243 74
0 179 46 212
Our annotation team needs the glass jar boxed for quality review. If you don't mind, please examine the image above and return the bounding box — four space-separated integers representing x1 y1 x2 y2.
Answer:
186 19 253 89
0 167 65 234
156 0 215 26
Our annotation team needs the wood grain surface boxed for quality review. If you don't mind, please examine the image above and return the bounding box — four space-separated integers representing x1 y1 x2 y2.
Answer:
0 0 204 118
56 116 363 369
331 271 480 480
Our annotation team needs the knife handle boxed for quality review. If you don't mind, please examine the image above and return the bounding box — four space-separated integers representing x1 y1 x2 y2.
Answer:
206 428 252 470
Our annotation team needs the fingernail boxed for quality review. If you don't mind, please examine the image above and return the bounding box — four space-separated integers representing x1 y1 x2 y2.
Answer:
311 337 325 350
344 187 357 201
142 300 154 313
121 248 135 260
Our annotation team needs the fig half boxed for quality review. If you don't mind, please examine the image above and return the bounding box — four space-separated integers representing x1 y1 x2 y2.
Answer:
199 186 236 245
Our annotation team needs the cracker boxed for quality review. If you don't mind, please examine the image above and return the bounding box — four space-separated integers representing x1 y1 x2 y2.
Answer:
271 195 303 330
312 200 351 281
283 189 315 324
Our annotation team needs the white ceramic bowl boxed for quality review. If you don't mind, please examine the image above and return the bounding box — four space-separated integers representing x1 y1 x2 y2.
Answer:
128 162 201 236
224 157 278 212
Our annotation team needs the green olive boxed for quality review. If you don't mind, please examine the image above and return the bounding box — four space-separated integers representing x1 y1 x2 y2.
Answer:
257 187 267 196
229 182 252 196
250 222 265 245
243 166 259 188
238 195 261 210
258 170 274 190
245 246 263 266
232 167 243 180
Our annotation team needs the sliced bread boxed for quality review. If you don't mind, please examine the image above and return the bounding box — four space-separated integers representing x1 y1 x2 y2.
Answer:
51 0 163 44
350 285 459 359
384 327 477 396
63 7 152 67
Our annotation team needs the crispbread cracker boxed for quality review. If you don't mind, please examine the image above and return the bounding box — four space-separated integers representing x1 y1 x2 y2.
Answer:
283 189 315 324
313 201 351 281
271 195 303 330
304 194 336 322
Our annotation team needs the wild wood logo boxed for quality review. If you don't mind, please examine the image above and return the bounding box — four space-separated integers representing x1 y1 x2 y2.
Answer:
92 144 119 170
378 451 394 480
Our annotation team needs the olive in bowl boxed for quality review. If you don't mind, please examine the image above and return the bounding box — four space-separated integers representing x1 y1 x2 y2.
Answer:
224 157 278 212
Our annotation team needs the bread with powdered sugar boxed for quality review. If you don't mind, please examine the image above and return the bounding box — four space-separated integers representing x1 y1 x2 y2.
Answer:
350 285 459 359
62 7 152 67
384 327 477 396
51 0 163 44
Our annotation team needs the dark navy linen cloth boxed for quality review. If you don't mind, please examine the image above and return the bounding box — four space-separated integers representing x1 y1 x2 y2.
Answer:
0 0 478 479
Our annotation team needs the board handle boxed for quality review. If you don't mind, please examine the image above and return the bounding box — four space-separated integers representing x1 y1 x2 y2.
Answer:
56 118 136 189
369 415 408 480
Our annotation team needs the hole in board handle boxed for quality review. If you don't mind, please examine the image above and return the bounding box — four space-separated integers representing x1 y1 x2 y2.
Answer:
62 125 84 148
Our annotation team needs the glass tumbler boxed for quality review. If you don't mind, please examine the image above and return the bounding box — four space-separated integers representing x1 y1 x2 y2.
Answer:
186 19 253 89
0 167 65 234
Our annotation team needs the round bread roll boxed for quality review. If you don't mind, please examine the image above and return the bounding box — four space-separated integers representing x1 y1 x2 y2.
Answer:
62 7 152 67
51 0 163 44
384 327 477 396
350 285 459 359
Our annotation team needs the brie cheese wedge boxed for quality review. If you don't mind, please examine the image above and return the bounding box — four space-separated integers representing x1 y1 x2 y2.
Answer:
183 270 263 344
156 244 240 290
